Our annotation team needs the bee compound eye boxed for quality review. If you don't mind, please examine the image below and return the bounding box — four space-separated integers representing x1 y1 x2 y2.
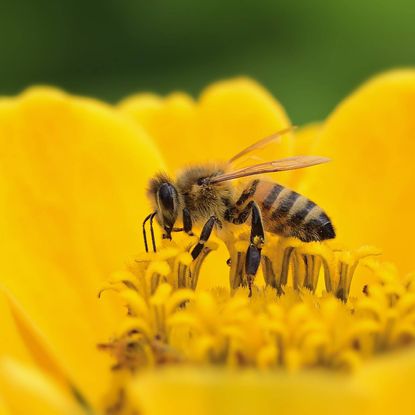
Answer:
197 177 206 186
158 183 176 211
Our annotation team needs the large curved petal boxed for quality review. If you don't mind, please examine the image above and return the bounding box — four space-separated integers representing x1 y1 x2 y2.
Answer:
298 70 415 275
119 78 293 174
0 87 165 405
0 396 10 415
356 347 415 415
197 78 293 164
0 358 84 415
0 292 33 364
130 347 415 415
118 92 197 172
130 367 369 415
289 122 323 188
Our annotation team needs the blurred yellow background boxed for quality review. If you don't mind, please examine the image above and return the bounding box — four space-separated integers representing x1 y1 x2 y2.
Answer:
1 0 414 123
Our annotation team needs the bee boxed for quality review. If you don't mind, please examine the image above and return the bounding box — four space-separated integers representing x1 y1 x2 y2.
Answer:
143 127 335 291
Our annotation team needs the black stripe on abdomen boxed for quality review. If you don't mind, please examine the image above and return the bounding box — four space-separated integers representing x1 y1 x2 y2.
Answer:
301 212 336 242
262 184 284 210
288 199 317 227
271 191 300 220
268 194 336 242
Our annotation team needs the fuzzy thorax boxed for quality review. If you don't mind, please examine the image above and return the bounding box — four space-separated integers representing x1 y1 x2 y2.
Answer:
147 164 234 227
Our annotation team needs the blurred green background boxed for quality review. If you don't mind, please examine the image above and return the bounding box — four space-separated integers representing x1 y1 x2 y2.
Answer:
1 0 414 124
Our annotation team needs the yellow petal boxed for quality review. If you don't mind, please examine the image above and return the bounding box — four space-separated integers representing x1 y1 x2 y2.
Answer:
0 292 32 364
0 396 11 415
129 367 370 415
197 78 293 163
119 92 197 172
0 358 84 415
289 123 323 188
356 347 415 415
0 87 165 405
299 70 415 274
197 240 230 289
2 288 78 393
293 123 322 155
119 78 293 173
130 345 415 415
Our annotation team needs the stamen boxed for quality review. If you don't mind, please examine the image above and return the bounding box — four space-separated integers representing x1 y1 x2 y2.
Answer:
228 240 249 291
98 231 415 411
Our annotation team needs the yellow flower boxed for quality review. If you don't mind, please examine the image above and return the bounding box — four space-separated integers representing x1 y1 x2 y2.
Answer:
0 71 415 414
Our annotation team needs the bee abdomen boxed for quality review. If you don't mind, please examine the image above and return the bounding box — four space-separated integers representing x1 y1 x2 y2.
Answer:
299 210 336 242
265 188 335 242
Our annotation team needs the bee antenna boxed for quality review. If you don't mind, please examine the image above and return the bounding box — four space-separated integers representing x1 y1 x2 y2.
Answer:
149 211 157 252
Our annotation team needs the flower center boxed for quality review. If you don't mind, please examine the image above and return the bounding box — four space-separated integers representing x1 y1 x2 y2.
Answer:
98 234 415 411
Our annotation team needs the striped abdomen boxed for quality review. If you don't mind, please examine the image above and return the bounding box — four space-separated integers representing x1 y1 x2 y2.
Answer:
247 180 335 242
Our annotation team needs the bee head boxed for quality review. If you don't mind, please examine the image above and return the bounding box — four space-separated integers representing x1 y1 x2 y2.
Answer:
147 174 179 240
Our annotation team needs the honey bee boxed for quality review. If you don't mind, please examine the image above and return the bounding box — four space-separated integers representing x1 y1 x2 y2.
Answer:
143 127 335 290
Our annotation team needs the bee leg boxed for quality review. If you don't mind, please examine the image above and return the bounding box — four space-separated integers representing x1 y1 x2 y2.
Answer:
149 212 157 252
190 216 217 260
246 245 260 296
245 202 265 297
230 201 254 225
142 212 153 253
183 208 194 236
224 206 238 222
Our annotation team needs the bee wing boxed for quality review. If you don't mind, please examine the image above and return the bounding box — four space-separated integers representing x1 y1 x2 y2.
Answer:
209 156 330 184
227 126 296 165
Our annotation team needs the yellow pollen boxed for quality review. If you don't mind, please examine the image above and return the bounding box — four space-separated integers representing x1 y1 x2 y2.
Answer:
97 231 415 385
96 231 415 414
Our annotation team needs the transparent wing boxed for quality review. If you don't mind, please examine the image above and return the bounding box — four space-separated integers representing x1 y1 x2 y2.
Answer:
209 156 330 184
228 126 296 165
